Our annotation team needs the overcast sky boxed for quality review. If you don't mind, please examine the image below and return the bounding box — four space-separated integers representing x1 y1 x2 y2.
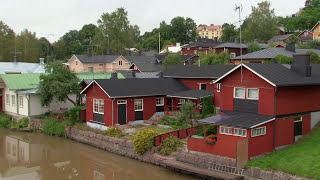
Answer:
0 0 305 43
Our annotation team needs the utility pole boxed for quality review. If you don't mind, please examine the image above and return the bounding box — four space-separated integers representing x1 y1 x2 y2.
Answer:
159 32 161 54
10 36 22 62
235 4 243 82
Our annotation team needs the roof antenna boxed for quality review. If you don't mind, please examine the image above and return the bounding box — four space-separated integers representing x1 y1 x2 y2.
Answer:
235 4 243 82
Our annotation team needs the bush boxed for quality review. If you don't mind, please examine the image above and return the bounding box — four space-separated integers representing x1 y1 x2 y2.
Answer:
202 96 215 118
104 127 124 137
133 129 158 155
68 106 83 125
0 114 12 128
43 118 66 137
195 124 217 136
159 136 183 156
18 117 29 128
160 115 179 126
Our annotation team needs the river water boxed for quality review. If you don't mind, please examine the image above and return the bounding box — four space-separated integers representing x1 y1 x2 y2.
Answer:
0 129 199 180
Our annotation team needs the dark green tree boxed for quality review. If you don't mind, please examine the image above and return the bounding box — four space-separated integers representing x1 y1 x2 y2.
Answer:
248 42 261 53
162 54 183 69
201 96 215 118
0 21 15 62
220 23 238 42
197 51 230 65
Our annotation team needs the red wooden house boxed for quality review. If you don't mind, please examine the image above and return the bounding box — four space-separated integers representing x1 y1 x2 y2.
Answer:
188 54 320 160
181 39 221 55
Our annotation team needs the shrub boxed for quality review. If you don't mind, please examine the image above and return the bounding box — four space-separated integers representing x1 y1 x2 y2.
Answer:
133 129 158 155
0 114 12 128
202 96 215 118
68 106 83 125
160 115 179 126
104 127 124 137
178 101 201 127
159 136 183 156
18 117 29 128
195 124 217 136
43 118 66 137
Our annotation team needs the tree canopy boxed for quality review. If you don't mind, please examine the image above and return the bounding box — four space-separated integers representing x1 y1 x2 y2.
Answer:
220 23 238 42
197 51 230 65
162 54 183 69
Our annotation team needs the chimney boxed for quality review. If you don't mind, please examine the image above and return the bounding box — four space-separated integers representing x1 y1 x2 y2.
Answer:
39 58 45 65
87 48 92 56
138 51 142 56
234 38 239 44
214 37 218 43
291 54 312 77
111 72 118 79
115 50 119 55
132 70 136 78
14 56 19 63
285 43 296 53
210 24 214 26
158 71 164 78
128 51 132 56
107 49 112 55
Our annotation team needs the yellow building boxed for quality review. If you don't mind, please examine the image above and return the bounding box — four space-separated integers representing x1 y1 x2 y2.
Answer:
196 24 223 40
311 21 320 40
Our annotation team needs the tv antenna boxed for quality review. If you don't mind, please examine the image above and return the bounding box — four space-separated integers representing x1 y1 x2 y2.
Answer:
235 4 243 82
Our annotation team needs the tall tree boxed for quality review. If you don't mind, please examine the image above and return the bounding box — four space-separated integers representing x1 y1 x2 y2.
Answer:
0 21 15 62
220 23 238 42
242 1 278 43
162 54 183 69
170 17 197 44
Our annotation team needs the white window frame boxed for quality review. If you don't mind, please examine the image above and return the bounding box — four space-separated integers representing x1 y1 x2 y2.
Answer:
94 170 105 180
135 99 143 111
234 87 245 99
217 83 221 92
117 100 127 104
294 116 302 122
178 99 185 105
199 83 207 90
93 99 104 114
233 128 247 137
156 98 164 106
247 88 259 100
251 126 266 137
6 94 10 105
230 52 236 58
18 95 23 108
118 60 123 66
11 95 15 106
220 126 233 135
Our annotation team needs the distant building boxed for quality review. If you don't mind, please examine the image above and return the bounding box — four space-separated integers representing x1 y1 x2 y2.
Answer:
298 30 313 42
197 24 223 40
159 43 181 54
0 58 45 74
267 34 301 44
311 21 320 40
181 38 221 55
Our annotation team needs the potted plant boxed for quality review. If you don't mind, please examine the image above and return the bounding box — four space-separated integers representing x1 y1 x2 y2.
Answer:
205 134 217 144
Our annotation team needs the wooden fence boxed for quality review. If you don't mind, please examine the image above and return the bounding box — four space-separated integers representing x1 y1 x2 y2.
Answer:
153 127 198 147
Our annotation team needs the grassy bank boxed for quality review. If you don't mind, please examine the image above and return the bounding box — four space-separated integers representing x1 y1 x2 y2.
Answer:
248 125 320 179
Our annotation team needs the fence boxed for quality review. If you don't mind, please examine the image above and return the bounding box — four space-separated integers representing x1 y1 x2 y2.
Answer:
153 127 198 147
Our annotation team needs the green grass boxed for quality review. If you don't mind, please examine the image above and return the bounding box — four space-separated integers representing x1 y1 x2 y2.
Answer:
248 125 320 179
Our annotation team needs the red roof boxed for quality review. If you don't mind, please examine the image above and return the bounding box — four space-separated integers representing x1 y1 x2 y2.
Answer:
197 24 221 31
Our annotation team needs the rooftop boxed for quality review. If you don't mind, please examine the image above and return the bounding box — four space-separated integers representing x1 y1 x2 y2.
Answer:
267 34 294 43
0 62 45 74
167 89 213 99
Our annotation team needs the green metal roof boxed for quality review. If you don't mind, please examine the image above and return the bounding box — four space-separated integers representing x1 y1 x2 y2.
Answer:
1 73 124 90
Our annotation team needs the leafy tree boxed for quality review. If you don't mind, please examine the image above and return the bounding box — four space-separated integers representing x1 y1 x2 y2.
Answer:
197 51 230 65
162 54 183 69
38 62 80 106
242 1 278 43
0 21 15 62
269 54 293 64
178 100 201 127
297 40 320 49
220 23 238 42
79 24 99 46
201 96 215 118
310 51 320 63
52 39 68 61
248 42 261 53
170 17 197 44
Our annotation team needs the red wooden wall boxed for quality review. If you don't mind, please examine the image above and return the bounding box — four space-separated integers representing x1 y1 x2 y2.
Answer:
178 78 215 90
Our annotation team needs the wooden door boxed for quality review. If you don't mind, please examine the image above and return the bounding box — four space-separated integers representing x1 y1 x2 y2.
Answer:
117 101 127 125
236 138 248 170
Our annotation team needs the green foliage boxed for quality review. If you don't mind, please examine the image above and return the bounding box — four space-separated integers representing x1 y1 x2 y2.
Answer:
201 96 215 118
242 1 278 42
43 118 66 137
68 106 83 125
160 115 179 126
0 113 12 128
310 51 320 64
104 127 124 137
297 40 320 49
133 129 158 155
272 54 293 64
248 42 262 53
162 53 183 69
38 62 80 106
195 124 217 136
18 117 29 128
159 136 183 156
178 101 201 127
220 23 238 42
197 51 230 65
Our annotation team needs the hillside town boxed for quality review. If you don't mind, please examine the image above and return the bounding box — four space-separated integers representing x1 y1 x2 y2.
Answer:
1 0 320 180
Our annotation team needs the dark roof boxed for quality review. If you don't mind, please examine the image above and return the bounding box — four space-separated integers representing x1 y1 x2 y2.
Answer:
124 56 156 63
117 70 159 78
267 34 294 43
167 90 213 99
231 47 320 60
183 41 221 48
142 50 157 56
133 62 162 72
198 111 274 128
299 36 313 42
155 54 196 62
75 55 120 63
214 43 247 49
162 65 236 78
90 78 189 98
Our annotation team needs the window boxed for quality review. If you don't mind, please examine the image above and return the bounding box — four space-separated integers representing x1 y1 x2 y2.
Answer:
247 88 259 100
199 47 202 50
94 170 105 180
178 99 185 105
156 98 164 106
294 116 302 122
119 61 123 66
187 48 190 50
230 53 236 58
11 95 15 106
93 99 104 114
217 83 221 92
75 60 78 65
117 100 127 104
6 94 10 105
220 126 233 135
19 96 23 108
234 128 247 137
135 99 143 111
251 126 266 137
99 64 103 66
200 83 207 90
234 87 245 99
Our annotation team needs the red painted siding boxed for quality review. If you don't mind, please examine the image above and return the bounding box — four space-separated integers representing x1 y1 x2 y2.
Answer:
178 78 215 90
248 121 274 158
302 115 311 135
0 95 2 112
181 47 212 55
276 86 320 115
275 117 294 147
219 68 275 115
215 47 248 57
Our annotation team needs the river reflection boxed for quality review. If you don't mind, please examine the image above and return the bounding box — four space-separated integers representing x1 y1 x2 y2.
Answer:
0 129 199 180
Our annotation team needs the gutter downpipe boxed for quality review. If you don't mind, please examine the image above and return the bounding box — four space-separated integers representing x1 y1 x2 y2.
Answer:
26 95 30 117
273 86 278 151
112 98 115 126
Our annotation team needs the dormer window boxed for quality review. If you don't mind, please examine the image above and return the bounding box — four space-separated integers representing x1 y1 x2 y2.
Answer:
119 61 123 66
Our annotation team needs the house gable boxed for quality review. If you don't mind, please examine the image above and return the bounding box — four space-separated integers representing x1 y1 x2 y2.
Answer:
68 55 84 72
